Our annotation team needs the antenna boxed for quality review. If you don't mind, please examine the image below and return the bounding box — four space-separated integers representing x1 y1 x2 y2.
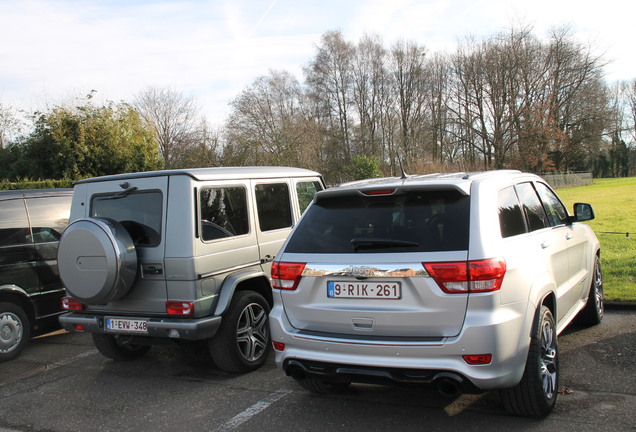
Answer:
397 155 408 179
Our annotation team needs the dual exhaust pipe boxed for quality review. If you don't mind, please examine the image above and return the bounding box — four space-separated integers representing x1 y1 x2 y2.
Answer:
286 360 465 398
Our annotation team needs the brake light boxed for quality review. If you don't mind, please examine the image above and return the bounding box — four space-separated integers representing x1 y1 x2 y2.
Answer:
463 354 492 365
362 189 395 196
272 341 286 351
423 258 506 293
271 262 306 290
61 296 84 311
166 301 194 316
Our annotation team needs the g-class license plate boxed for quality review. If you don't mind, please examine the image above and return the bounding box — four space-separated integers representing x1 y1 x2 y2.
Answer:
327 281 401 299
105 318 148 334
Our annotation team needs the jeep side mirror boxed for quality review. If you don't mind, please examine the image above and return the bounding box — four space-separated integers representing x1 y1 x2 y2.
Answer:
573 202 594 222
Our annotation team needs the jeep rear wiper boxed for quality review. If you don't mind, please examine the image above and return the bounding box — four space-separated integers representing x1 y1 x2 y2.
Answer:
351 238 419 251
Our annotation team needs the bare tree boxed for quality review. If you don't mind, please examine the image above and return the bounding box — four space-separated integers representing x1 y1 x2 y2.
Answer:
0 102 22 148
133 87 202 169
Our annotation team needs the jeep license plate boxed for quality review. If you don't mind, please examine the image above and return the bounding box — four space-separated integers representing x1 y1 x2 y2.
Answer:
105 318 148 334
327 281 401 299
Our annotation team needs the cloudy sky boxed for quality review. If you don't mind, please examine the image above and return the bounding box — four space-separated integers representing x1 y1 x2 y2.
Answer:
1 0 634 125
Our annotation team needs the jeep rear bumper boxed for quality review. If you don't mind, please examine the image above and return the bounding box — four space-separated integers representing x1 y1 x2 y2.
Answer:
59 312 222 340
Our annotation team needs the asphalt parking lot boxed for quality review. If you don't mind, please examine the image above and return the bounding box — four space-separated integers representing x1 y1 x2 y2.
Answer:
0 307 634 432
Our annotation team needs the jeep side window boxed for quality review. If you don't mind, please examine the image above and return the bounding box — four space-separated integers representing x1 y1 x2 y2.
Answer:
534 182 569 226
0 199 30 246
498 186 527 238
296 181 323 213
200 186 249 241
515 182 549 231
255 183 292 232
26 196 71 243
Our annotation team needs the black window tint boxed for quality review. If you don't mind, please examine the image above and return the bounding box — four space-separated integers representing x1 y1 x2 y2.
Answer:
498 186 527 238
296 181 323 213
92 191 162 246
255 183 292 232
26 196 71 242
285 189 469 253
535 182 569 226
0 199 30 246
515 183 549 231
200 186 249 241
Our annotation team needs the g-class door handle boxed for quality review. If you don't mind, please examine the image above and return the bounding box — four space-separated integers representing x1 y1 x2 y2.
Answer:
260 255 274 264
541 241 550 249
566 233 573 240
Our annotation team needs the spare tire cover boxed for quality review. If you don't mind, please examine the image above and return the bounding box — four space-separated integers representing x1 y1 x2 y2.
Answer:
58 218 138 304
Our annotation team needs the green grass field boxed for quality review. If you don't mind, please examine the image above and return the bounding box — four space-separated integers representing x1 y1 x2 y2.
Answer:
556 177 636 302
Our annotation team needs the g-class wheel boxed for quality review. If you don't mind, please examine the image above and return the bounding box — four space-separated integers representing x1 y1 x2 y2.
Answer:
209 290 271 373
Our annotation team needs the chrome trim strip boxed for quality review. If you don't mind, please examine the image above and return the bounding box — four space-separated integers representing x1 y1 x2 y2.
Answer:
292 330 444 347
301 263 429 279
198 261 262 279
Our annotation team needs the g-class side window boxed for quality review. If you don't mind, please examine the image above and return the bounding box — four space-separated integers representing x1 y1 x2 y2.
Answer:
91 191 163 247
200 186 249 241
296 181 323 213
255 183 292 232
498 186 527 238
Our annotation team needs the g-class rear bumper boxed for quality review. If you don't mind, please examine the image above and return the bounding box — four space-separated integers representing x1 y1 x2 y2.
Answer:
59 312 222 340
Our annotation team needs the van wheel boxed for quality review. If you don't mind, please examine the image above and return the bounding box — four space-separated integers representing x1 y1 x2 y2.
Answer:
209 291 271 373
92 333 150 361
577 255 604 326
0 302 30 362
500 305 558 417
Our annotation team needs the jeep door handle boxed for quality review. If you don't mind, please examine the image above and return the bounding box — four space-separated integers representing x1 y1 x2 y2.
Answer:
541 241 550 249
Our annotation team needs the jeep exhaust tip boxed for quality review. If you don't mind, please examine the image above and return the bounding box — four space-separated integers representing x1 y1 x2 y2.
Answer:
433 373 464 398
285 360 308 381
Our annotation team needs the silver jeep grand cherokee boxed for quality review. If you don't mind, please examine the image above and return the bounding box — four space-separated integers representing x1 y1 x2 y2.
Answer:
270 170 602 417
57 167 324 372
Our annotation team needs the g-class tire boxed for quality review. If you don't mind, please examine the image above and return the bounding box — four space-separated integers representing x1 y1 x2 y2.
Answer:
0 302 30 362
58 218 137 304
92 333 150 361
208 290 271 373
500 305 558 417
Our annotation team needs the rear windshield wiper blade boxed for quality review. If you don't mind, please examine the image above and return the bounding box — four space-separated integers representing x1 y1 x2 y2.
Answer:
98 186 138 200
351 238 419 251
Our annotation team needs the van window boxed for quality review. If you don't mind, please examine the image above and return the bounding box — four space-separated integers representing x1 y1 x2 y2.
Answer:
0 199 30 246
498 186 527 238
200 186 249 241
296 181 323 212
26 196 72 242
255 183 292 232
91 191 163 246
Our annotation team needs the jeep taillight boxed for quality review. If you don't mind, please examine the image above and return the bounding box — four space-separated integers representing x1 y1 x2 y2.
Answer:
61 296 84 311
423 258 506 293
271 262 306 290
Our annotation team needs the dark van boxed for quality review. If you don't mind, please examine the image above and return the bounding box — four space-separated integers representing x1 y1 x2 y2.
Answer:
0 189 72 361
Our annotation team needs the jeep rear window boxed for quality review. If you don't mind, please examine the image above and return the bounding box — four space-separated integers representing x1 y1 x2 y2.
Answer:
285 189 469 253
91 191 162 247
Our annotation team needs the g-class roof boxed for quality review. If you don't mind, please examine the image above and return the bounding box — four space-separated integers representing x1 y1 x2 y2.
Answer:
74 166 322 184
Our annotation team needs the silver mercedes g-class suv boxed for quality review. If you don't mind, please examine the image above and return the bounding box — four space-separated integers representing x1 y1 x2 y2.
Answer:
58 167 324 372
